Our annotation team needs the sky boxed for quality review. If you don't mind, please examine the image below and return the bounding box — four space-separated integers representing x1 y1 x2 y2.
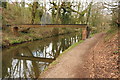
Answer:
3 0 114 8
1 0 114 3
1 0 116 14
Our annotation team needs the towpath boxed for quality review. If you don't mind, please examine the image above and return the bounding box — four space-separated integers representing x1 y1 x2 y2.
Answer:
40 33 105 78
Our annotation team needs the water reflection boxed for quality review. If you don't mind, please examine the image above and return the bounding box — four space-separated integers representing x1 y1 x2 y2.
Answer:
2 32 82 78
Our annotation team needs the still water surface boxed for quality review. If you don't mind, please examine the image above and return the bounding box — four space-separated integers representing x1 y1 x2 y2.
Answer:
2 32 82 78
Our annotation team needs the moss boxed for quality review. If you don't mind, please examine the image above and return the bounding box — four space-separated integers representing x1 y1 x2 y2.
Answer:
10 40 22 44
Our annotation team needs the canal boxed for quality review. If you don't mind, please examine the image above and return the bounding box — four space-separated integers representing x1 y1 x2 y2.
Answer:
2 32 82 78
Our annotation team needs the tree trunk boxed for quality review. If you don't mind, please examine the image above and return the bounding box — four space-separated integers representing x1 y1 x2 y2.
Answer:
31 2 38 24
86 2 92 24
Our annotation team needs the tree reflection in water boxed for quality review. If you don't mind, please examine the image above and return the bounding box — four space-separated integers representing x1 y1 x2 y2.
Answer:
2 32 82 78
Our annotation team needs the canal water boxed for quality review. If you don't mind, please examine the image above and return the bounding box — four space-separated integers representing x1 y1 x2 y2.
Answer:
2 32 82 78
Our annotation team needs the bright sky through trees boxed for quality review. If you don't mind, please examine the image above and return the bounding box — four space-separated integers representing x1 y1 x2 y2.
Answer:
2 0 113 3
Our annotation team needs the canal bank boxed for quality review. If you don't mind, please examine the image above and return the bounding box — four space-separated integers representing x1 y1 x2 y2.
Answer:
2 27 81 48
40 33 105 78
2 32 83 78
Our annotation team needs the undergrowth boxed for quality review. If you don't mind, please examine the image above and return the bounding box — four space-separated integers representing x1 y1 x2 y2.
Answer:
105 27 118 42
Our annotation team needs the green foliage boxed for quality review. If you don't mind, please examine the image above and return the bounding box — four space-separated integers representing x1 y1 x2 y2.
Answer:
104 27 117 42
110 1 119 27
49 1 91 24
2 2 43 25
107 28 117 34
2 1 110 28
2 1 114 34
113 51 119 54
88 2 111 32
103 1 119 31
0 14 2 20
3 3 29 25
10 40 22 44
2 2 7 8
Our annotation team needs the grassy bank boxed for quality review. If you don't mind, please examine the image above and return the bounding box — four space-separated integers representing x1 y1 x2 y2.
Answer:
2 27 81 48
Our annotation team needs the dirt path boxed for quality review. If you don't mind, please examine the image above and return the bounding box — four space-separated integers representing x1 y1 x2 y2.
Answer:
40 33 105 78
